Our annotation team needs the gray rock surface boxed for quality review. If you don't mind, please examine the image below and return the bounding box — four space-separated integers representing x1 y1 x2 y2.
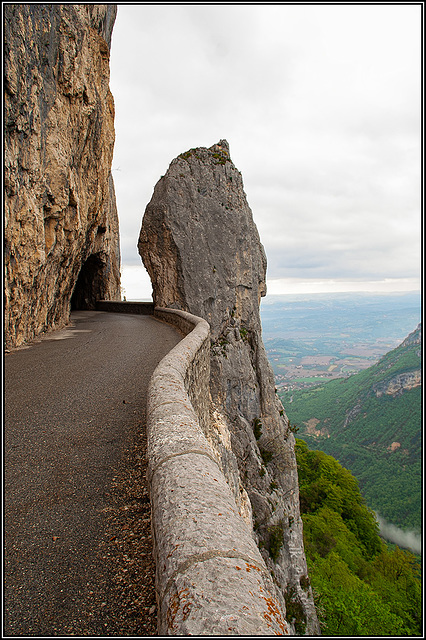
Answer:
4 4 120 348
139 140 320 634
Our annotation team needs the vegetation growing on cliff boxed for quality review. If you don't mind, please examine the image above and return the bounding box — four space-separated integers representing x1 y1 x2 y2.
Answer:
283 327 421 531
296 439 421 636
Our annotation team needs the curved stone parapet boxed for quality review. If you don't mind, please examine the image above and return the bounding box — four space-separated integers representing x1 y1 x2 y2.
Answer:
147 307 289 635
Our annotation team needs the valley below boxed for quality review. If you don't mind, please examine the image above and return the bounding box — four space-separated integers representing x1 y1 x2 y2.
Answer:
261 291 421 538
261 292 421 392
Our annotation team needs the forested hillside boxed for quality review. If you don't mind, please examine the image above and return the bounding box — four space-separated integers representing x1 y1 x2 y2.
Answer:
282 325 421 531
295 440 421 635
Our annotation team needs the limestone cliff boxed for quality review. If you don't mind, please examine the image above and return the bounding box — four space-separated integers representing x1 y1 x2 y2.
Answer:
139 141 319 634
4 4 120 349
373 323 422 397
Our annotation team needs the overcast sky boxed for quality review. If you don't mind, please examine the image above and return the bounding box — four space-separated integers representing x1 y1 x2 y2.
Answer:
109 4 421 300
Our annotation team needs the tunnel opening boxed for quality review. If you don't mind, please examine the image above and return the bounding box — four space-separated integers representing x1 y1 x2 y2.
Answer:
71 253 106 310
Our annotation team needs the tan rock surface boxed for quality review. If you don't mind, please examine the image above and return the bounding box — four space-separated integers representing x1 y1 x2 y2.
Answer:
4 5 120 348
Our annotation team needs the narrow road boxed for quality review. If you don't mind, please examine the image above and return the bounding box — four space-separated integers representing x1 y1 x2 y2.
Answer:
4 311 181 637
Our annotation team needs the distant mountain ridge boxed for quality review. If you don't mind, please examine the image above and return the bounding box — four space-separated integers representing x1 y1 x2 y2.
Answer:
281 324 422 532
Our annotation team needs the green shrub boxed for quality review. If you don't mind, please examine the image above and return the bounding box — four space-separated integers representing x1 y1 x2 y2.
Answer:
268 521 284 562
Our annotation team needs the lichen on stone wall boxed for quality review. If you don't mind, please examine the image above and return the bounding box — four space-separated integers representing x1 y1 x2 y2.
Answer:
4 4 120 348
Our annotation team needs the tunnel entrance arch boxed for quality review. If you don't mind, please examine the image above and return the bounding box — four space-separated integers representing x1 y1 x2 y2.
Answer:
71 253 107 310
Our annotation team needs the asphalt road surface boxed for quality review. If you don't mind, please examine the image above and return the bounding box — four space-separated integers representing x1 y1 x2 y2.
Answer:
4 311 182 636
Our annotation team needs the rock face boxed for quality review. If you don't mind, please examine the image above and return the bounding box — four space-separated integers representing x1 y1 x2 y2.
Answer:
139 141 319 634
401 323 421 348
373 324 421 398
373 370 421 398
4 4 120 349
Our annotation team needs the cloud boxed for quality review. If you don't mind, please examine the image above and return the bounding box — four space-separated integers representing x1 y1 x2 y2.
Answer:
110 4 421 295
265 277 420 297
376 514 421 555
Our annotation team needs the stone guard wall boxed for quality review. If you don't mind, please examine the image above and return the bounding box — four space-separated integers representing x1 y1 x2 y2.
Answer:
96 301 289 635
147 308 289 635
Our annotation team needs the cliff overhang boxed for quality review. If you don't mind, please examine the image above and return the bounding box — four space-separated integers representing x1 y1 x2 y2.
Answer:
4 4 120 349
